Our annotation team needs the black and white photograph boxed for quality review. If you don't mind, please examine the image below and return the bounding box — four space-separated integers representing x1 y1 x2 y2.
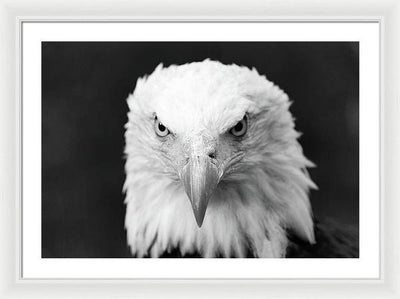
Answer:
42 42 359 259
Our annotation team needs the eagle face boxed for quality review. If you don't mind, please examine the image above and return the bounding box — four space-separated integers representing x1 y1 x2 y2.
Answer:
124 60 316 258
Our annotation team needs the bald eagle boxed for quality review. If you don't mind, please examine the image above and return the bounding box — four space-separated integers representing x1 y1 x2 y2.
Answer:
123 60 357 258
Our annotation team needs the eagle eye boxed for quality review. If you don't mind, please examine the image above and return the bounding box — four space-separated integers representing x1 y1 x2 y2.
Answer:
154 117 170 137
230 115 248 137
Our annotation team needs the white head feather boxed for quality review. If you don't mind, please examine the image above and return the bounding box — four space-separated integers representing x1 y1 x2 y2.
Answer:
124 59 316 258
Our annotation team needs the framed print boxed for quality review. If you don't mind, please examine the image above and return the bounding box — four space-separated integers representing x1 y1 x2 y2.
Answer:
0 0 399 298
23 22 376 280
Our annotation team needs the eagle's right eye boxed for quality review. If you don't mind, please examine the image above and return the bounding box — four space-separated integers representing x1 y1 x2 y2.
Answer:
154 117 170 137
230 114 248 137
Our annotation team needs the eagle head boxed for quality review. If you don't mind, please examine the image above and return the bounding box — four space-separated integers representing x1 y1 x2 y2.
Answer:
124 60 316 258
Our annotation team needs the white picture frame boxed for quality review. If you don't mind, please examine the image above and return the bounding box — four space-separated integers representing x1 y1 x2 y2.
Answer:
1 0 399 298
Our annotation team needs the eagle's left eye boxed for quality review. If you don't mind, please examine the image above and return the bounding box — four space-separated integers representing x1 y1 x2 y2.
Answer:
154 117 170 137
230 115 248 137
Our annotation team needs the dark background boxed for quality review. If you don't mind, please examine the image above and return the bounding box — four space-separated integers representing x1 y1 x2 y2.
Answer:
42 42 359 258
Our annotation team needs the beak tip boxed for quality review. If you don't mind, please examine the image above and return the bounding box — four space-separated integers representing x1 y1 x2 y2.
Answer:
195 217 204 228
193 208 206 228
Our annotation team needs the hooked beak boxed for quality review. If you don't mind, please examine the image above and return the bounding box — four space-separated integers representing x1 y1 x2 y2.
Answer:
180 155 220 227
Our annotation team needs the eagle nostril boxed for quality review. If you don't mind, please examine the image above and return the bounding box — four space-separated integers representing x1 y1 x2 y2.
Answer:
208 152 216 159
